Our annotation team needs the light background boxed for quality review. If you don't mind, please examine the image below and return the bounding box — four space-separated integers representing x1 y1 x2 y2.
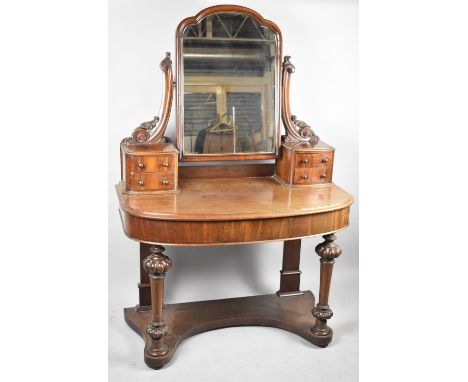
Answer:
109 0 358 381
3 1 467 382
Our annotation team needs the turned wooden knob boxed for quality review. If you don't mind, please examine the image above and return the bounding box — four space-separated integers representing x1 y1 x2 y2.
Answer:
161 179 169 185
321 157 329 163
320 173 327 179
138 163 145 169
161 162 169 167
138 180 145 186
301 158 309 163
301 174 308 179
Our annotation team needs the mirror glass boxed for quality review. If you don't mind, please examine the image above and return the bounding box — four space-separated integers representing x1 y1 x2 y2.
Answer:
180 12 278 157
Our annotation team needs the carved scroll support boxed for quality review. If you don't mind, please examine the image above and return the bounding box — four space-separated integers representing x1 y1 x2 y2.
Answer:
311 233 342 338
281 56 319 143
130 52 174 144
142 245 172 361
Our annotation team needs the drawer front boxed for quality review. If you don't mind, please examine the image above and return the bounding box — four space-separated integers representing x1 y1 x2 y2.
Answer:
295 151 333 168
129 154 176 173
127 173 175 191
293 167 332 185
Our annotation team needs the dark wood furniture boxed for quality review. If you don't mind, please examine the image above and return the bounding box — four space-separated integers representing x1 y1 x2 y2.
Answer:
116 5 354 369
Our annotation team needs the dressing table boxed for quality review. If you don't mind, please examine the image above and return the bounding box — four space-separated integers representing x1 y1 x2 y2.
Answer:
116 5 354 369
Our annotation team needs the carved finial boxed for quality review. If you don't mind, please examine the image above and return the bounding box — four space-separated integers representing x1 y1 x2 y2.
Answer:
315 234 342 262
283 55 295 73
160 52 172 71
143 245 172 275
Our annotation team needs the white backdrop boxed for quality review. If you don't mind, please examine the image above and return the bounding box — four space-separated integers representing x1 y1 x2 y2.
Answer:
109 0 358 380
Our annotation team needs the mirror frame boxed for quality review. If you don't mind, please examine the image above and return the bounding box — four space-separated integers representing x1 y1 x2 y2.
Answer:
175 5 283 161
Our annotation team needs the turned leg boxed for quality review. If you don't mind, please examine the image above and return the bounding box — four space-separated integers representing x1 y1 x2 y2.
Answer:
311 233 342 339
277 239 303 296
142 245 172 359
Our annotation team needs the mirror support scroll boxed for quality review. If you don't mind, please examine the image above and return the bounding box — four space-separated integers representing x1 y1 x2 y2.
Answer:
281 56 319 143
130 52 174 144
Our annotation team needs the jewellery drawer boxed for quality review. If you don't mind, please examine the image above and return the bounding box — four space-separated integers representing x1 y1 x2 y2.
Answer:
127 173 175 191
293 167 332 185
295 152 333 168
129 155 175 173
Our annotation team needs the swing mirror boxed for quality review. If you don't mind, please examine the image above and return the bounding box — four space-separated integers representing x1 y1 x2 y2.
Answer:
176 6 282 161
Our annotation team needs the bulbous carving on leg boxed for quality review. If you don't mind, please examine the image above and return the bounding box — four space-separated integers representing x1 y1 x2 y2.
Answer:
315 233 342 262
143 245 172 275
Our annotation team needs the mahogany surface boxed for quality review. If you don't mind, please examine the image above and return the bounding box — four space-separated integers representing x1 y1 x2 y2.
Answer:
124 291 329 369
277 239 302 296
117 176 352 246
137 243 152 309
117 177 353 221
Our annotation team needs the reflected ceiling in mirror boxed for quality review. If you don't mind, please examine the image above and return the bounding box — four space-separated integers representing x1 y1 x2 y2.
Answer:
177 9 281 160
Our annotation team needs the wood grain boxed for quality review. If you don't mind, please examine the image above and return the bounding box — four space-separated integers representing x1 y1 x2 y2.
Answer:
121 141 179 193
179 163 274 179
119 206 349 246
116 177 353 221
138 243 152 309
275 140 335 186
277 239 302 296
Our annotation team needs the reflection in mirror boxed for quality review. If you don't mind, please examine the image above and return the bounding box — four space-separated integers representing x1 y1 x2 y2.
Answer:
181 12 278 156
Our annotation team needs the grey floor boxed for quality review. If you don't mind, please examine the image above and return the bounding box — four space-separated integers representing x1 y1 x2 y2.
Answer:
109 240 358 382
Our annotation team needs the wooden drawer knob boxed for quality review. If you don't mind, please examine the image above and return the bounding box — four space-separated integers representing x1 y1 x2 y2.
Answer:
138 180 145 186
301 158 309 164
321 157 329 163
301 174 308 179
138 163 145 169
161 162 169 167
320 173 327 179
161 179 169 185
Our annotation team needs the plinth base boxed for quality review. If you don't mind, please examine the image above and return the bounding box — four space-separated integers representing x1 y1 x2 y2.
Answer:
124 290 332 369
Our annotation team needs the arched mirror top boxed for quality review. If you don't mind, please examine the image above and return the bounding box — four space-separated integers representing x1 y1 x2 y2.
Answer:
176 5 283 161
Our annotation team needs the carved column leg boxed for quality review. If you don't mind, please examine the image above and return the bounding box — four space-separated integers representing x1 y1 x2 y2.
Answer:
142 245 172 360
311 233 342 341
277 239 303 296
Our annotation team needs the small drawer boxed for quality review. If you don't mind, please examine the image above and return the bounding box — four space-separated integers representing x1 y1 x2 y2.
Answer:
294 167 332 185
129 155 175 173
128 173 175 191
295 152 333 168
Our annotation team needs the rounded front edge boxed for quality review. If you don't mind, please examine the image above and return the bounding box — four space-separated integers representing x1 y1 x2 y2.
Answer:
119 206 350 246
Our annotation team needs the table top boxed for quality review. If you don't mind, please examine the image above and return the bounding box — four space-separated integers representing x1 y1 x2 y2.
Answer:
116 177 353 222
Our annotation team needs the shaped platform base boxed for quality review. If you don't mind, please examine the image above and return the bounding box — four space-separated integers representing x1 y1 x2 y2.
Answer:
124 290 332 369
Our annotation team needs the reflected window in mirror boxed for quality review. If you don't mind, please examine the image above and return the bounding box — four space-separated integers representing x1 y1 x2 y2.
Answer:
178 11 280 159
